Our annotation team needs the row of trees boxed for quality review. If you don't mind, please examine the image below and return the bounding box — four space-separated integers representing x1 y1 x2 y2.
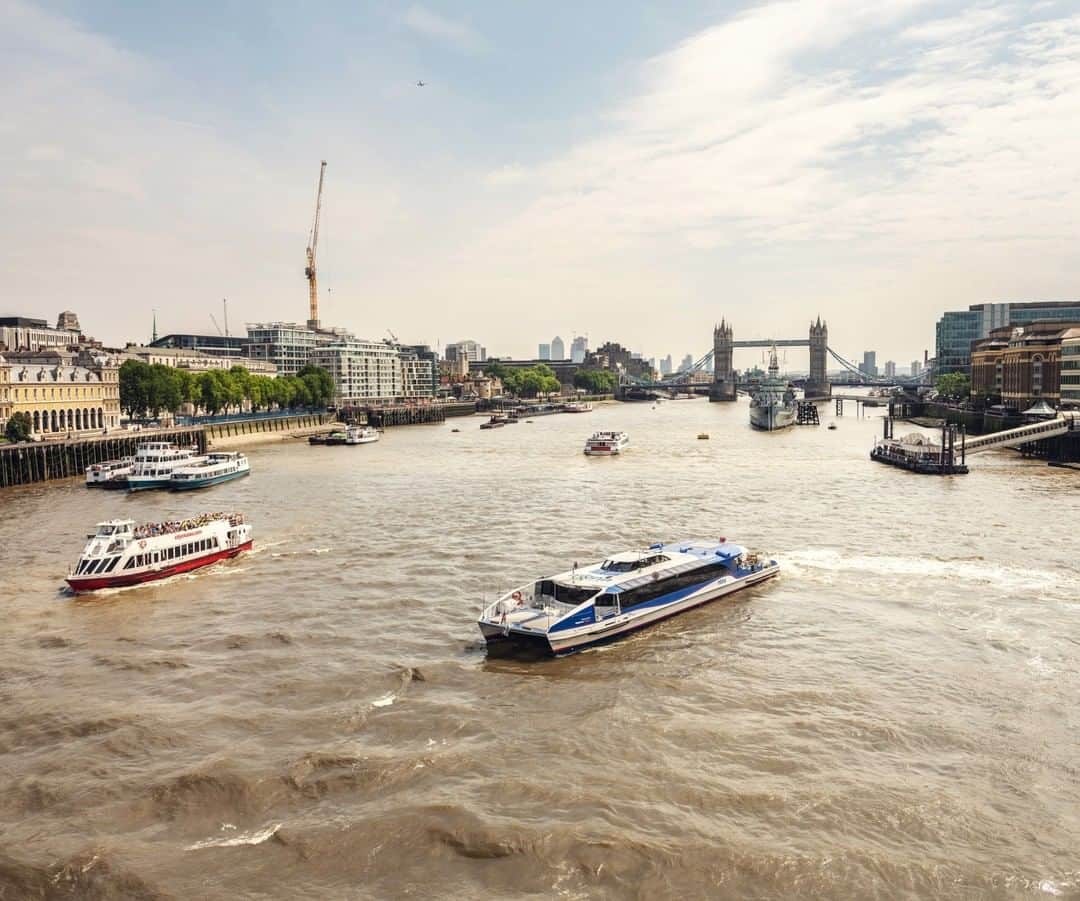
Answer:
4 412 32 443
572 368 618 393
119 360 335 419
482 362 563 397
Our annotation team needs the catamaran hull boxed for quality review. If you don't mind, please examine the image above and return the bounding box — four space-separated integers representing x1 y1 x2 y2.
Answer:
483 565 779 656
66 541 253 593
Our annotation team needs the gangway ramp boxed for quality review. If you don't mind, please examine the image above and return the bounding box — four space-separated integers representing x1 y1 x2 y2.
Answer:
963 413 1076 455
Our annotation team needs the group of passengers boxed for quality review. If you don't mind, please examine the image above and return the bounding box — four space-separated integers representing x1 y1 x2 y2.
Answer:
134 512 230 539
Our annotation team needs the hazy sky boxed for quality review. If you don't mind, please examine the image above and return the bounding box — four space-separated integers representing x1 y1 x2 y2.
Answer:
3 1 1078 369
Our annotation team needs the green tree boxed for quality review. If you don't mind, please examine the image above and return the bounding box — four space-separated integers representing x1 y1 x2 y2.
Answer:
573 368 617 393
119 359 152 418
4 411 32 443
198 370 231 415
935 372 971 400
297 364 334 408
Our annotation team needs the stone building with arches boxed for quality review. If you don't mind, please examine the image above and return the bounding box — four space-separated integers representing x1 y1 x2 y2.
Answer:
0 355 120 437
970 321 1080 409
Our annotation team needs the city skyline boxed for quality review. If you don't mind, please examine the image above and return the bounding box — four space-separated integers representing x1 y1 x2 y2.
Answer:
4 1 1079 365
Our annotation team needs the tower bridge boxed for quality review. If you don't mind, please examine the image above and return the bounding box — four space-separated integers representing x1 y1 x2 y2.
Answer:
711 318 831 401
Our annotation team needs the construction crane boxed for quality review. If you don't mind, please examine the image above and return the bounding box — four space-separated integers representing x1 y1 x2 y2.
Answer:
305 160 327 329
386 328 399 345
210 312 223 336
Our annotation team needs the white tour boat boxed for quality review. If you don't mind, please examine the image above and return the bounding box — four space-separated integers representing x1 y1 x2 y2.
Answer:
344 425 380 445
85 457 134 488
66 512 252 593
126 442 206 491
479 539 779 655
564 402 594 413
170 452 250 490
584 431 630 455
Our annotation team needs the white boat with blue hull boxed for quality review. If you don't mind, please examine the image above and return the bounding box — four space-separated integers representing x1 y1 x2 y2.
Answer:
170 452 250 490
126 442 206 491
478 539 779 656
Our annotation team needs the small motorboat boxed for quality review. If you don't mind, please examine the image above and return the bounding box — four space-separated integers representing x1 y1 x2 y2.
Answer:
827 423 837 430
480 416 507 430
451 428 461 433
308 434 327 445
697 433 710 440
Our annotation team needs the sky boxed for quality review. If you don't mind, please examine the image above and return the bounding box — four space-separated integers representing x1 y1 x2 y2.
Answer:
2 0 1079 370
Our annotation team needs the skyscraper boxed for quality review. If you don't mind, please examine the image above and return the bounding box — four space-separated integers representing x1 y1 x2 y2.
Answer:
680 354 694 372
551 336 565 360
862 351 878 377
538 343 551 360
570 336 588 363
660 354 673 375
884 360 896 379
911 360 922 377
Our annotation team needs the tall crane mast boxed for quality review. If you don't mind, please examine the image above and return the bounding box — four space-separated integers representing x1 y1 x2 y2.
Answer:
305 160 327 329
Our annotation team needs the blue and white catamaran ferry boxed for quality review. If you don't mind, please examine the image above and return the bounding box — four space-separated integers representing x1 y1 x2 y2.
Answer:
478 539 779 655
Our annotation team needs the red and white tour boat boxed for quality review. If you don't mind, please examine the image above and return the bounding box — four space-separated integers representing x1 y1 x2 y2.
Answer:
66 512 253 593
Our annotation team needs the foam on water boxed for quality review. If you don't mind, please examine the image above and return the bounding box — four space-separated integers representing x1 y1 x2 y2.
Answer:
185 822 282 851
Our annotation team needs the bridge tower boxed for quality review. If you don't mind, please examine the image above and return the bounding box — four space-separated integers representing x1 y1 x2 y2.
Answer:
709 319 737 402
805 316 831 399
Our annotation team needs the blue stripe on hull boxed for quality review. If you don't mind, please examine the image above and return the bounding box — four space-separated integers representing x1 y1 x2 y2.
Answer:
170 470 250 490
127 480 172 491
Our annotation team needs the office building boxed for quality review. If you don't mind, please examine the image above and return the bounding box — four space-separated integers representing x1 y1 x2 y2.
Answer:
936 301 1080 375
659 355 673 376
680 354 694 372
551 336 565 361
0 312 83 353
538 343 551 361
860 351 877 378
884 360 896 379
445 340 486 364
122 344 277 376
1061 329 1080 408
971 321 1080 407
911 360 922 378
570 336 588 364
149 333 251 361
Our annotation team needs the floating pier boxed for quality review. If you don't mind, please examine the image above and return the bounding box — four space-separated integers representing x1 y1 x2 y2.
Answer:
796 401 820 425
870 418 968 475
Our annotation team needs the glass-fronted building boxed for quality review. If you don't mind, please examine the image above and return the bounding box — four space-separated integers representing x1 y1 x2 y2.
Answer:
936 302 1080 375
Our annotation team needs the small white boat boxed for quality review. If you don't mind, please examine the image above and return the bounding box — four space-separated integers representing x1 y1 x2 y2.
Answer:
66 512 252 594
170 452 250 490
344 425 380 445
564 402 593 413
85 457 133 488
478 539 779 656
127 442 206 491
584 431 630 455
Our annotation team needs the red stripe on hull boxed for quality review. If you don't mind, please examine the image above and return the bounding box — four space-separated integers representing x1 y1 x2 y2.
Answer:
67 541 253 593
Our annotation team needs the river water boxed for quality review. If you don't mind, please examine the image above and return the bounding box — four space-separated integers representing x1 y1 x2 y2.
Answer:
1 398 1078 899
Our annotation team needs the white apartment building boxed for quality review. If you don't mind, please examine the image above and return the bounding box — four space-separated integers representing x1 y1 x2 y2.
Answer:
123 345 277 376
312 337 402 405
246 323 318 377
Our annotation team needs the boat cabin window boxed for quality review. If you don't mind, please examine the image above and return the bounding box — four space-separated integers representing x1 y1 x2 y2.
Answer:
600 554 668 573
615 561 729 610
535 580 598 606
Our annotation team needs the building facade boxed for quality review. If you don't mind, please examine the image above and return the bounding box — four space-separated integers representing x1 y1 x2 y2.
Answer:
123 345 277 376
311 338 403 406
245 323 318 377
538 343 550 360
398 345 438 401
0 312 83 352
0 356 121 435
550 336 565 361
570 336 588 363
149 333 251 360
936 301 1080 375
445 340 486 364
884 360 896 379
971 321 1080 408
1061 329 1080 408
860 351 878 377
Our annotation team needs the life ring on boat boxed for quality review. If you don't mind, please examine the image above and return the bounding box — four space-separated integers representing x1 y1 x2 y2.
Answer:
511 591 524 605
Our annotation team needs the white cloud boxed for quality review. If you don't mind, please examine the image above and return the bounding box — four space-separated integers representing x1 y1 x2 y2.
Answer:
402 5 483 53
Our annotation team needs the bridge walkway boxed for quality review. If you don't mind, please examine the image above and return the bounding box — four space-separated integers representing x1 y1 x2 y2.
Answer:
963 413 1077 455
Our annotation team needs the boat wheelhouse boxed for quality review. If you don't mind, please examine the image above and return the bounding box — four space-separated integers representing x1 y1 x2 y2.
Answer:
478 539 779 655
126 442 205 491
584 431 630 455
66 512 252 593
85 457 134 488
170 452 250 490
